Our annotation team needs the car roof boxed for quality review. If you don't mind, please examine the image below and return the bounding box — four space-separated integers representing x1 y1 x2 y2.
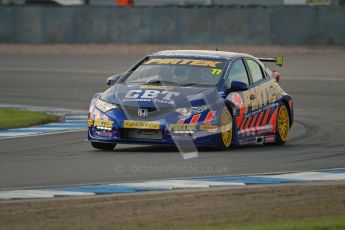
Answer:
152 50 255 60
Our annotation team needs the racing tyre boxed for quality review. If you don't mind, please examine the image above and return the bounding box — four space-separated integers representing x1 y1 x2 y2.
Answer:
91 142 116 150
217 107 233 151
275 104 290 145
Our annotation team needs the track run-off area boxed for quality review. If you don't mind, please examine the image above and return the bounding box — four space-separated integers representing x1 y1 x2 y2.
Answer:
0 46 345 190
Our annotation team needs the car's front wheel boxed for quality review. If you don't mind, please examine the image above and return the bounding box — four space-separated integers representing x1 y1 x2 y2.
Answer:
91 142 116 150
217 107 233 151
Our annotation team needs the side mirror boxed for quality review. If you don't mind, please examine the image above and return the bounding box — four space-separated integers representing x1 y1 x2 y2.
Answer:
225 80 249 93
106 74 122 85
272 70 280 82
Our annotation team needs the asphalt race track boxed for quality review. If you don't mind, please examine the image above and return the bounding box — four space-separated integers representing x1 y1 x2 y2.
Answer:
0 51 345 190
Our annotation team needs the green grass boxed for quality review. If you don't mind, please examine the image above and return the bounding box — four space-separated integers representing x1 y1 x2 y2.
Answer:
0 108 60 130
173 216 345 230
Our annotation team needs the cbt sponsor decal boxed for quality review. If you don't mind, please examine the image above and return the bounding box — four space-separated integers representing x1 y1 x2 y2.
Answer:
123 90 180 105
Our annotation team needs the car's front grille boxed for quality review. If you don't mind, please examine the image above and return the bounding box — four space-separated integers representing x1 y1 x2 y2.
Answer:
119 106 173 118
121 129 162 140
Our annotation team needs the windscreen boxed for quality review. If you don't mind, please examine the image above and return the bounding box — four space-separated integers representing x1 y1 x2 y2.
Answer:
123 57 226 86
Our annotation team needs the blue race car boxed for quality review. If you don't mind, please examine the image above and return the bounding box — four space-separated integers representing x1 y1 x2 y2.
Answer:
88 50 293 150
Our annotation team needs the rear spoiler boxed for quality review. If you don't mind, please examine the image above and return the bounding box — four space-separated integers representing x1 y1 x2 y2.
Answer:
258 56 283 67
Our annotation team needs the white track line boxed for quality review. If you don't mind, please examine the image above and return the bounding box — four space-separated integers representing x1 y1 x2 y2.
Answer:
115 180 245 189
0 190 95 200
255 171 345 181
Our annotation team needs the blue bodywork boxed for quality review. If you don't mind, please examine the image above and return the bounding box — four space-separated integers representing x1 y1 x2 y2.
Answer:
88 50 293 148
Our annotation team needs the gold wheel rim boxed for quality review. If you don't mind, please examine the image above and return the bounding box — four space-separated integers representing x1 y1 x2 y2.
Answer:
278 105 290 142
221 108 232 147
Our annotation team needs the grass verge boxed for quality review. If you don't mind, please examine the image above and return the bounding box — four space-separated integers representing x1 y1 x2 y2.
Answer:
1 182 345 230
175 215 345 230
0 108 60 130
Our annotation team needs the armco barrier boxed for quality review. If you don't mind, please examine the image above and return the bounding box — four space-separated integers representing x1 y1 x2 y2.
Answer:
0 6 344 44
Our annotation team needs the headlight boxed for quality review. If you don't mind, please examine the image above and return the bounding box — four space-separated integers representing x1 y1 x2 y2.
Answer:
175 107 192 116
95 99 118 113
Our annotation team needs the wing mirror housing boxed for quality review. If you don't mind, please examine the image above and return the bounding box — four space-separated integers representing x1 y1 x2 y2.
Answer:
225 80 249 93
106 74 122 85
272 70 280 82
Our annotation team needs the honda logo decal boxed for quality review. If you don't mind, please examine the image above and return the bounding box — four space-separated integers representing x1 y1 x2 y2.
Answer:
138 108 148 117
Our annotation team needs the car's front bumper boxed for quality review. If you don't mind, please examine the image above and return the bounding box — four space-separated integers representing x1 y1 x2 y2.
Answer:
87 108 220 147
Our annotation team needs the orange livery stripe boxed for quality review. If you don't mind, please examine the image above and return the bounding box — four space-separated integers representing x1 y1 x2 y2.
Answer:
190 114 201 124
204 111 216 125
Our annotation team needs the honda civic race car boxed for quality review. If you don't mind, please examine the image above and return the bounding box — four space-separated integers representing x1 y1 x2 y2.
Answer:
88 50 293 150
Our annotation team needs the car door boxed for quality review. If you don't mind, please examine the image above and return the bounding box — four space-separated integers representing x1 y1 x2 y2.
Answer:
224 58 252 139
244 58 271 136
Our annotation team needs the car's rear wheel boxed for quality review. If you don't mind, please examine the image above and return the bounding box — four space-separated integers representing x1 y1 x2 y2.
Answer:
91 142 116 150
217 107 233 151
275 104 290 145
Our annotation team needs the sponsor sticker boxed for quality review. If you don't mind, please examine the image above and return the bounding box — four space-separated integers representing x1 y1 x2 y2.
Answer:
199 124 218 133
140 85 175 90
211 69 222 75
95 131 113 137
123 120 160 130
240 80 283 115
264 135 275 143
94 120 113 128
144 58 223 68
123 89 180 105
169 124 196 131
